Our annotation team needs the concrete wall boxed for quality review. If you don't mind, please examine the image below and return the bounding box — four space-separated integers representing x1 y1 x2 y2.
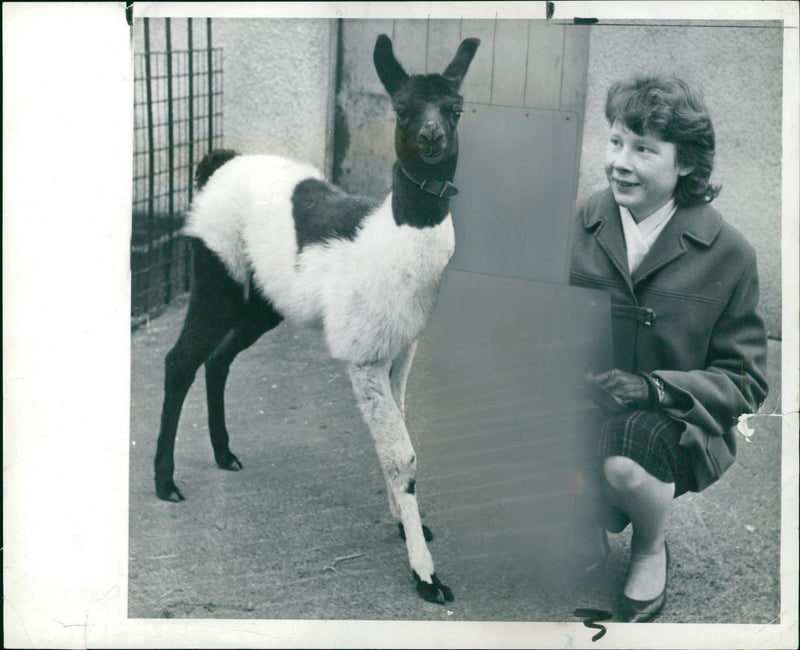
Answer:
213 19 334 171
134 18 334 172
576 24 783 338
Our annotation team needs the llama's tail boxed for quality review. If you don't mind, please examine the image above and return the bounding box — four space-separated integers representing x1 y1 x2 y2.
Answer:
195 149 240 189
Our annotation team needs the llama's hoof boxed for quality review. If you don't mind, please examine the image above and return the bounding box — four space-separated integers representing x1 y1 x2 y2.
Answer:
217 453 243 471
398 523 434 542
155 480 185 502
413 571 454 604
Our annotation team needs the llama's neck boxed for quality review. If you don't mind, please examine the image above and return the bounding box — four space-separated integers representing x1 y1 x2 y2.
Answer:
390 160 457 229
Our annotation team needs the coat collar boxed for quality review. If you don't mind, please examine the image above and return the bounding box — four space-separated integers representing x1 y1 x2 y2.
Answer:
583 187 724 287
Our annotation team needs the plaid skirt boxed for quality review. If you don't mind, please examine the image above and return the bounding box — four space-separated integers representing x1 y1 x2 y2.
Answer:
597 408 697 496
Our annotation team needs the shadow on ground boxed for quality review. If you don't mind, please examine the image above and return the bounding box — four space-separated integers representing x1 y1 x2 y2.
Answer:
129 295 782 625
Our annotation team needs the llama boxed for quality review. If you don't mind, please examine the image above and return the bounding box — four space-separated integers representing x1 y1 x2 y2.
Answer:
154 34 479 604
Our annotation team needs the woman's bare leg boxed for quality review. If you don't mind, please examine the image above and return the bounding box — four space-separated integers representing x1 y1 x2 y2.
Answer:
602 455 673 600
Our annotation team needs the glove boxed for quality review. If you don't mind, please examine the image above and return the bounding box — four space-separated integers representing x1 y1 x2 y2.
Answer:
584 369 652 412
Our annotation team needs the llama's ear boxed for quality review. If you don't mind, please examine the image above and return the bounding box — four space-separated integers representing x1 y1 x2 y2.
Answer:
442 38 480 90
374 34 409 96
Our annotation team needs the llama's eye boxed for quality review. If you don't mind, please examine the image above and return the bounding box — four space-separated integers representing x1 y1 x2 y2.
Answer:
395 109 408 121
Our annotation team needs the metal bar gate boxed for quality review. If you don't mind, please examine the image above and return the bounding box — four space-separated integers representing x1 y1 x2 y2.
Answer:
132 17 223 326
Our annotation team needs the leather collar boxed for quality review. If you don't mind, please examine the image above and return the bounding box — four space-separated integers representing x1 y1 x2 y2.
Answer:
399 165 459 199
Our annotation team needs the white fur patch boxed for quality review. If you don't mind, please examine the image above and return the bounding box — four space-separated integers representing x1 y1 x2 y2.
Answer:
314 203 454 363
183 154 455 365
183 155 323 286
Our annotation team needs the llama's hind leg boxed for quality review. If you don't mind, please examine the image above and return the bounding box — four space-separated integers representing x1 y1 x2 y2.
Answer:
155 313 231 501
154 239 243 502
348 361 452 604
205 297 283 470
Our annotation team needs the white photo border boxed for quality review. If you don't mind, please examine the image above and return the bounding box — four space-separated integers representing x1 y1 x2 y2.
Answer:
3 2 797 648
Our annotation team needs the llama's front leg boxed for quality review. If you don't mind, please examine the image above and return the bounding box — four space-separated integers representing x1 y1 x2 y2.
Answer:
381 474 433 543
388 340 433 542
390 339 417 419
348 361 452 604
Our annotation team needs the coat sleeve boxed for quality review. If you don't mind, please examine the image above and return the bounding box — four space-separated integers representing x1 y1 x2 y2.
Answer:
655 250 769 436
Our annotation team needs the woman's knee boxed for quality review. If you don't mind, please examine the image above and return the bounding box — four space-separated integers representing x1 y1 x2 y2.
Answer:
603 455 651 493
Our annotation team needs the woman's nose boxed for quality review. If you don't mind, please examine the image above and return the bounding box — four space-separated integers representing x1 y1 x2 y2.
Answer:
612 146 633 172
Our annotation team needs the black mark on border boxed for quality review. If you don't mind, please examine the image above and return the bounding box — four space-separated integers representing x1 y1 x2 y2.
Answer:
573 608 613 642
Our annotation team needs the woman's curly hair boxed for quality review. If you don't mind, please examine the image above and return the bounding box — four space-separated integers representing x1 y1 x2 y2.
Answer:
605 76 721 206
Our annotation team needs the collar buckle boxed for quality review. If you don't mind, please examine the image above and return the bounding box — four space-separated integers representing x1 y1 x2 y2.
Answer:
438 180 458 198
400 165 458 199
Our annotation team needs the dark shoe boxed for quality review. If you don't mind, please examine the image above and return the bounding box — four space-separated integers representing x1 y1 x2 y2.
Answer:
616 542 669 623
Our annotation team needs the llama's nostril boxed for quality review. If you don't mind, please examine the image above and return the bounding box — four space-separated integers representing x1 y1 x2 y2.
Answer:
419 130 444 145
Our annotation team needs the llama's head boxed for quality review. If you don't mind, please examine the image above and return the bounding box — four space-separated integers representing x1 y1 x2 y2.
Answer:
374 35 479 177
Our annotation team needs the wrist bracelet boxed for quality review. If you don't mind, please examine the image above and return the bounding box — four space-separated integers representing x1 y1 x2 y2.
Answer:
639 373 666 408
652 375 666 406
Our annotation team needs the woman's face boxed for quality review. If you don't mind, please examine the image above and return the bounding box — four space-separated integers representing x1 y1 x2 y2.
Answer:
604 121 693 221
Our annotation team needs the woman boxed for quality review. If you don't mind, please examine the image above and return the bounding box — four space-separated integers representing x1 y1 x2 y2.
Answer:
570 75 768 622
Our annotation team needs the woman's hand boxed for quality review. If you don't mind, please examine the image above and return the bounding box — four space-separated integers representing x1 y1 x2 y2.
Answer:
585 369 651 411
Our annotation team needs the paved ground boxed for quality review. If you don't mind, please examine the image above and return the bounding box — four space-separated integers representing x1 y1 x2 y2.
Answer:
128 292 782 627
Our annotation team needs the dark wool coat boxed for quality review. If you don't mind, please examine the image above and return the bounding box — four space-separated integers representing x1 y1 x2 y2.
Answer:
570 188 769 491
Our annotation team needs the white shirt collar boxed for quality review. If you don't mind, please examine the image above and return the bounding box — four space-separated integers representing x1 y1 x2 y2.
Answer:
629 199 678 238
619 199 678 274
